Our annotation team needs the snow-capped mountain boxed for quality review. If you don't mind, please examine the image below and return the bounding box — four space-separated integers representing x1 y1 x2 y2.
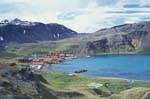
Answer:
0 19 77 45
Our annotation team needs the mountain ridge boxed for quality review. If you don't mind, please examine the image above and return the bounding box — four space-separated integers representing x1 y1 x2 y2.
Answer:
0 18 77 47
64 21 150 56
0 19 150 55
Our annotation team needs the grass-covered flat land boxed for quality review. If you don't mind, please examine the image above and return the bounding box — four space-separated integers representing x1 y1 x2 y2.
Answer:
0 43 150 99
36 71 150 99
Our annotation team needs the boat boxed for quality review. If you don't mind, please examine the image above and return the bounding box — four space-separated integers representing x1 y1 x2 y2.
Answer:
74 69 88 73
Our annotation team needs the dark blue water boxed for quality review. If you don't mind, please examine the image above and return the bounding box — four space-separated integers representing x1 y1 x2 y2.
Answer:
52 54 150 80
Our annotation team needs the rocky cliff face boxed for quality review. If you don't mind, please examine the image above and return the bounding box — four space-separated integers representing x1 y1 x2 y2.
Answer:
0 19 77 45
70 21 150 56
0 67 57 99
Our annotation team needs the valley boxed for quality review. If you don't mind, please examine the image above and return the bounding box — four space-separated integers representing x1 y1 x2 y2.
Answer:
0 20 150 99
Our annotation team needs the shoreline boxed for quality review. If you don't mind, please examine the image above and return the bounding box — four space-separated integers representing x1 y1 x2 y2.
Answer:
48 69 150 82
75 53 150 60
67 72 150 82
81 52 150 57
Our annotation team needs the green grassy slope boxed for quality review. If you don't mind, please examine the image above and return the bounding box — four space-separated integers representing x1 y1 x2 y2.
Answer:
37 71 150 99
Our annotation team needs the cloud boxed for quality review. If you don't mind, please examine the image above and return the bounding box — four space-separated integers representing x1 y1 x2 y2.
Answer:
124 17 141 23
0 0 150 33
123 4 150 8
107 10 150 14
140 0 150 5
57 11 89 20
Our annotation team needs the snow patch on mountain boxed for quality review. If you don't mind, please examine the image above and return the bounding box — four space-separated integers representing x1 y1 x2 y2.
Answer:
23 30 26 34
57 33 60 38
0 36 4 41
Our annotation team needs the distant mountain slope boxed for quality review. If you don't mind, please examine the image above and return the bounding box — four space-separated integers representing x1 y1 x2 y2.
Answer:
94 21 150 34
0 19 77 45
1 19 150 55
67 21 150 56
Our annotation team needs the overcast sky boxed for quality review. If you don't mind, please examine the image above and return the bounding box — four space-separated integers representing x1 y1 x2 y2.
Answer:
0 0 150 33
